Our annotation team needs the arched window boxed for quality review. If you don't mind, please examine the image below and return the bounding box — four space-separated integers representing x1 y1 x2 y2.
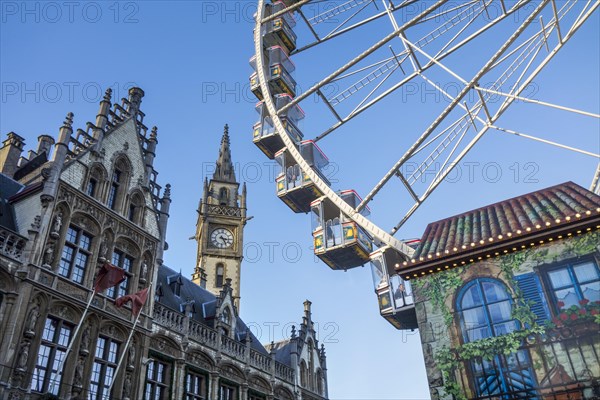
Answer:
107 157 131 212
458 279 516 342
86 164 106 200
128 192 144 224
457 279 535 398
316 369 323 395
300 361 307 388
216 263 224 288
219 188 228 206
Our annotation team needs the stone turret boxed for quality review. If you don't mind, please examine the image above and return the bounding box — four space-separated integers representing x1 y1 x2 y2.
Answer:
36 135 54 157
41 113 73 203
159 184 172 242
0 132 25 178
145 127 158 187
127 87 144 116
92 88 112 149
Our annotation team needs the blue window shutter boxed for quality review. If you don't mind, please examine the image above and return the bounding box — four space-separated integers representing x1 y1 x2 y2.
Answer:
514 273 551 323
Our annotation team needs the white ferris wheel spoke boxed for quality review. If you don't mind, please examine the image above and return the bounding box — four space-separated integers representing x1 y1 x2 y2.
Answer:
253 0 599 258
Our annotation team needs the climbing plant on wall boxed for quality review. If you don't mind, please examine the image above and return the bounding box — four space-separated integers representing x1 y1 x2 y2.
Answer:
413 231 599 399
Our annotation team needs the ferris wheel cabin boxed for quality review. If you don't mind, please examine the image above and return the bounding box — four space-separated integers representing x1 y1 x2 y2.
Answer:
263 1 297 53
253 94 304 159
249 46 297 100
370 246 418 330
311 190 373 270
275 140 330 213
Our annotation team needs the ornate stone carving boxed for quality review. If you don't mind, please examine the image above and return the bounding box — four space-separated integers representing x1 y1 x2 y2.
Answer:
186 351 213 370
38 271 52 285
73 357 84 388
43 242 55 268
220 364 245 381
140 261 148 283
50 212 63 239
51 305 74 322
123 372 132 400
56 281 86 301
25 305 40 337
127 343 136 368
80 326 91 355
16 341 30 371
31 215 41 231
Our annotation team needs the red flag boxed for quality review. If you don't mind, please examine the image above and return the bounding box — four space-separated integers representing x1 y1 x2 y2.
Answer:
94 263 126 294
115 287 149 316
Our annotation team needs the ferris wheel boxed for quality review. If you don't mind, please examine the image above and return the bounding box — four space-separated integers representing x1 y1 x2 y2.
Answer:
250 0 600 328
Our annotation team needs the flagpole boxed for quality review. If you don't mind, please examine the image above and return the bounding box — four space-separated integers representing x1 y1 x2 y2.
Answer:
108 282 152 396
54 288 95 393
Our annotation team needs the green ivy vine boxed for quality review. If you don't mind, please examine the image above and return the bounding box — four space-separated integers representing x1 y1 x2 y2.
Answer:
564 231 599 256
415 231 599 399
412 267 464 327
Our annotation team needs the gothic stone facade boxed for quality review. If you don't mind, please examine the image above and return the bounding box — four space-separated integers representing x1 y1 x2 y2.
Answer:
0 88 329 400
401 182 600 400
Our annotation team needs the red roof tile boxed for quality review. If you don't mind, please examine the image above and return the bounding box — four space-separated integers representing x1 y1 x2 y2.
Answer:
409 182 600 265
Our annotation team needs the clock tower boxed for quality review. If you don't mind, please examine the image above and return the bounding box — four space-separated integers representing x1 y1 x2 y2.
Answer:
192 124 247 308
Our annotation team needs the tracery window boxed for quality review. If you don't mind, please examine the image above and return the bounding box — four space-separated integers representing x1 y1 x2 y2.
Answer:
31 317 73 394
59 225 93 284
89 336 120 400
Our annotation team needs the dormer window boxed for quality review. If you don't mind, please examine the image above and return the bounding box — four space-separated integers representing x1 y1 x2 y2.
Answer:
168 273 183 297
154 284 163 303
220 307 231 326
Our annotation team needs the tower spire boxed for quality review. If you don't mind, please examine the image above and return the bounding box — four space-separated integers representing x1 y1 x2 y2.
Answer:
213 124 236 183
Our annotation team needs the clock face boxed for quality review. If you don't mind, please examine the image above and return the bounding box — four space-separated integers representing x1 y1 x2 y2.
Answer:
210 228 234 249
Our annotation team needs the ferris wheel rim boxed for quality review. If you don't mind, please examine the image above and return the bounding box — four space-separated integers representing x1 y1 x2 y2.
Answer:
253 0 416 259
253 0 600 263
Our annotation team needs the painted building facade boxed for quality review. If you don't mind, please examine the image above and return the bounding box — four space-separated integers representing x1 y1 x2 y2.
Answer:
400 182 600 399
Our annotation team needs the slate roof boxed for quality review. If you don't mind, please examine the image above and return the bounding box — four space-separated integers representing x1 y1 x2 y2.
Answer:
401 182 600 274
156 265 269 355
265 339 294 365
0 173 24 231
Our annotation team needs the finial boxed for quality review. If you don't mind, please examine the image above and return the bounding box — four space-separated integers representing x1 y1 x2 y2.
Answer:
291 325 296 339
320 343 326 358
103 88 112 102
63 112 74 128
163 184 171 198
222 124 230 144
151 126 158 140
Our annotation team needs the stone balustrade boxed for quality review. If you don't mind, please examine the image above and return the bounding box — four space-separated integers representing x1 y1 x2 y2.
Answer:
152 303 295 383
0 227 27 262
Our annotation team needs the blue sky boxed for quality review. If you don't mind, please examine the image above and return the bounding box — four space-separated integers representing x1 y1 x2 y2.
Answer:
1 1 598 398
